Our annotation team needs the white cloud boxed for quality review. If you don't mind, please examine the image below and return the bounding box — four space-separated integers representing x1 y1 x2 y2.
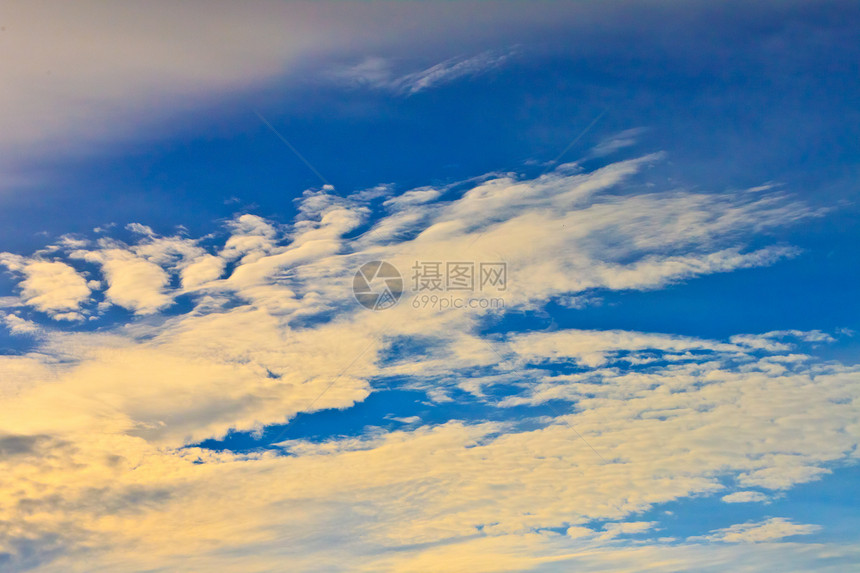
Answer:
0 157 854 571
392 50 515 95
219 214 279 263
722 491 769 503
0 254 91 318
1 312 41 335
0 308 856 571
180 254 226 289
126 222 155 236
737 465 832 491
600 521 657 540
383 185 444 209
693 518 821 544
506 328 741 369
362 536 860 573
327 49 515 96
74 248 171 314
325 56 394 88
590 127 647 157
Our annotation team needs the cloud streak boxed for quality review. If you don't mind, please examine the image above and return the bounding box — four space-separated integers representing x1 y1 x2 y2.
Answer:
328 49 516 95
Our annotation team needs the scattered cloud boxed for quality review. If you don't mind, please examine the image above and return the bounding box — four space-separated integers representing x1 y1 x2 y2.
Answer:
0 157 854 570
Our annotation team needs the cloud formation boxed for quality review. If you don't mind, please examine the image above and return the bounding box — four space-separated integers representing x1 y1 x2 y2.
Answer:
0 156 855 571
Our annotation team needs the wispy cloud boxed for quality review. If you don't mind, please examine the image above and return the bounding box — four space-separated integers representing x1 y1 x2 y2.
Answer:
590 127 648 157
327 49 516 96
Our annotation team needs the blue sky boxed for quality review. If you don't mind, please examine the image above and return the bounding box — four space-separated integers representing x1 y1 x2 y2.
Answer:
0 1 859 571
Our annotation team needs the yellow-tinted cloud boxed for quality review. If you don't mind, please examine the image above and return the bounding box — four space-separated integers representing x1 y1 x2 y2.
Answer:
0 160 853 571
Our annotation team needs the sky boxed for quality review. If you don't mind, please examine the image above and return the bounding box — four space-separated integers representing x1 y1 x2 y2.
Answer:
0 1 859 571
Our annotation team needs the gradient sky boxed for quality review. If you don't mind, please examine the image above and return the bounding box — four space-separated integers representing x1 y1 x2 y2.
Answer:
1 1 859 571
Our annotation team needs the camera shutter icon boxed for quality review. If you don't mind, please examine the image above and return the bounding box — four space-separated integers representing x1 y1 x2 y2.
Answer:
353 261 403 310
